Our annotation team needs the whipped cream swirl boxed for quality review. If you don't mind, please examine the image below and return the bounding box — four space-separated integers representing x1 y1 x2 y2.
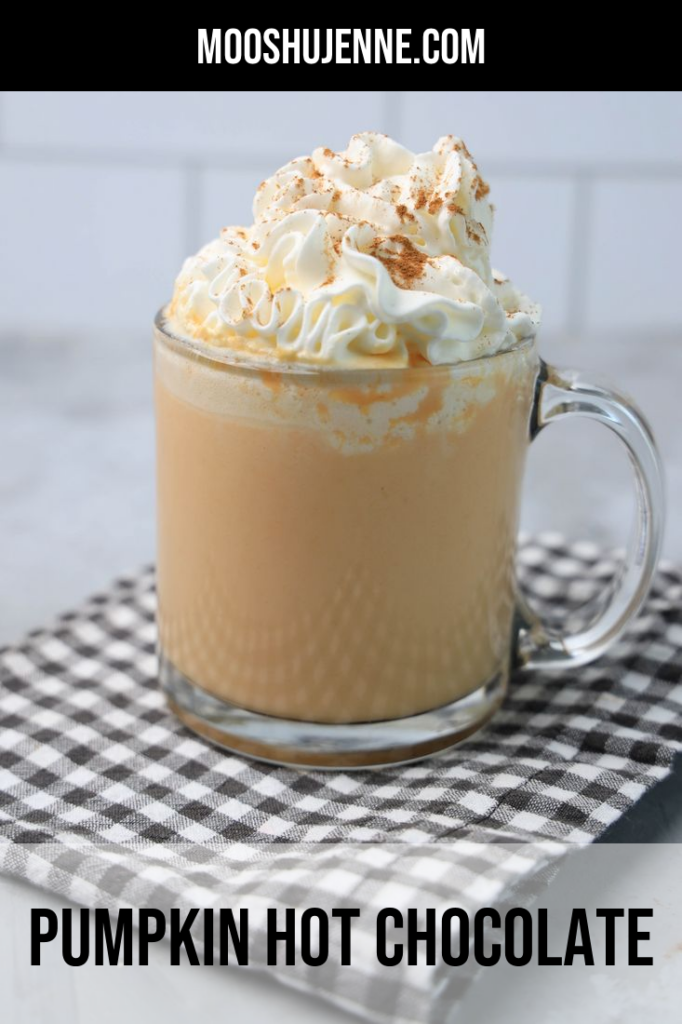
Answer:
169 133 539 367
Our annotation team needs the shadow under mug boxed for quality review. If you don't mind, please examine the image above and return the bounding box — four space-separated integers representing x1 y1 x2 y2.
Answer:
154 312 664 768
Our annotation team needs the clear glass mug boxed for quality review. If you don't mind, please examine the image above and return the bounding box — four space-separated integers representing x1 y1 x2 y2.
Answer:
154 310 664 767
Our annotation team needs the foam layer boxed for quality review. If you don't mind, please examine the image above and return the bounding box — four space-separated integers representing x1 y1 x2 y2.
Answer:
155 327 538 454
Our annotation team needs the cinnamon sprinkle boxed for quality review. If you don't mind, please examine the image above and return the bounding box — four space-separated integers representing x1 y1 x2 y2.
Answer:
370 235 429 287
472 175 490 201
414 187 429 210
412 187 445 215
454 139 477 168
395 203 416 222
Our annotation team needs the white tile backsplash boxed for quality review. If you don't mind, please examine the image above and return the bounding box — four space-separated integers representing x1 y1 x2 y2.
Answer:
402 91 682 165
2 92 232 157
198 167 269 249
0 160 185 335
488 176 575 335
586 180 682 332
2 91 387 159
0 91 680 340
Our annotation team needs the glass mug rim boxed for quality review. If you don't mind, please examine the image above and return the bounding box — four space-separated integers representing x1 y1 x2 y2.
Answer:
154 305 537 382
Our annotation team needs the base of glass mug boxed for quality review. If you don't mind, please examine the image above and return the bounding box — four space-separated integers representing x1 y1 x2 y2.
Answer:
159 654 506 768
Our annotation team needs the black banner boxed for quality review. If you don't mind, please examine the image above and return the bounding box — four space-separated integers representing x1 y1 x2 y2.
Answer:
6 19 678 89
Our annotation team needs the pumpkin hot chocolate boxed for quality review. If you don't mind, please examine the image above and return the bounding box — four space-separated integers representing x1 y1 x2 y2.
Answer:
155 131 544 759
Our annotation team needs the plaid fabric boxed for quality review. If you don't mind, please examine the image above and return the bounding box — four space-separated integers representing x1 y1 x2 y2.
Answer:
1 534 681 1022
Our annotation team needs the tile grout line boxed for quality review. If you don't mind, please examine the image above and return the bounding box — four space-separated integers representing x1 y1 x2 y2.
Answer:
565 173 594 340
0 144 288 173
383 91 403 138
182 163 204 255
2 142 682 180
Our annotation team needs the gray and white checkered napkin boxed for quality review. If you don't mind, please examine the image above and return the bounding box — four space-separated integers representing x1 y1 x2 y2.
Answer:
0 535 681 1023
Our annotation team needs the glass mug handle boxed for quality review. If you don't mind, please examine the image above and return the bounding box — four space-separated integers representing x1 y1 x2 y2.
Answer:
516 361 665 670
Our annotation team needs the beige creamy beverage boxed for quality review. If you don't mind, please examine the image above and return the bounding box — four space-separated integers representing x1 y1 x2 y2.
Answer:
157 132 540 728
156 336 537 722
